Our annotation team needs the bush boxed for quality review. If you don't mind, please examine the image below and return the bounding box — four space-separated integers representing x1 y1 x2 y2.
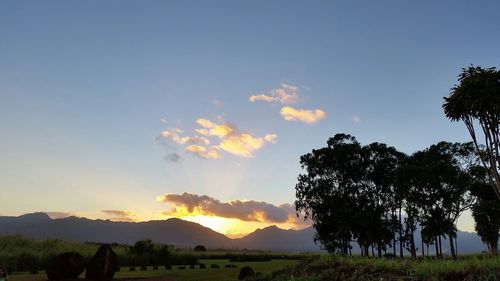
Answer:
153 265 158 270
129 266 135 271
238 266 255 280
199 263 206 269
140 265 147 271
165 265 172 270
225 264 238 268
211 264 220 269
189 264 195 269
193 245 207 252
178 266 186 270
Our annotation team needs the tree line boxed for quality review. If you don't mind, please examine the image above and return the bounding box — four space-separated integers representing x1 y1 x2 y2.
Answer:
295 134 500 258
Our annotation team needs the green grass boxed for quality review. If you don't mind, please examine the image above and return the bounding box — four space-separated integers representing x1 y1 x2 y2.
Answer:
267 254 500 281
9 259 300 281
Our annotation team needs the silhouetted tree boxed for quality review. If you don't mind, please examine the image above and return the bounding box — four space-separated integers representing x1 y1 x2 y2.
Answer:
470 166 500 255
399 142 475 258
295 134 404 256
193 245 207 252
443 65 500 199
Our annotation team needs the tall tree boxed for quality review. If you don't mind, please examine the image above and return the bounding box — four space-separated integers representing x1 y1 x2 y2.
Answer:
399 142 475 258
443 65 500 199
470 166 500 255
295 134 363 254
295 134 404 256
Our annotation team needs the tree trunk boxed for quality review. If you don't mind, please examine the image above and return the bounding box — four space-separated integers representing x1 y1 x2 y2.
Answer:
421 236 425 257
392 210 396 257
435 236 439 258
409 230 416 259
448 232 456 259
398 208 403 258
491 241 498 255
438 236 443 259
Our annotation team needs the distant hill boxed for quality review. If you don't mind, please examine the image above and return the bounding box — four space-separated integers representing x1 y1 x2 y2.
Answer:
0 213 488 253
0 213 231 248
234 225 320 251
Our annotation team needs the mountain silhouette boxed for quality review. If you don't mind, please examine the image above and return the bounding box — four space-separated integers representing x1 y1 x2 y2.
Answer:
0 213 487 253
234 225 319 251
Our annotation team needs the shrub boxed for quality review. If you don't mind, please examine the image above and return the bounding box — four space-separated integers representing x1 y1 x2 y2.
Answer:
140 265 147 271
211 264 220 269
199 263 206 269
129 266 135 271
193 245 207 252
238 266 255 280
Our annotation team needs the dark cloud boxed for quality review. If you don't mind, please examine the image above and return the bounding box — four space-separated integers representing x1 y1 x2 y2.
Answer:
164 153 183 163
157 192 308 226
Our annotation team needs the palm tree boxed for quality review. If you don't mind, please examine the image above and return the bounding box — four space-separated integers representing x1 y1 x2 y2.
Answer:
443 65 500 199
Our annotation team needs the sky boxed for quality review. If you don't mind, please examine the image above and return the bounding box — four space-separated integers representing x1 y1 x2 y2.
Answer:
1 0 500 237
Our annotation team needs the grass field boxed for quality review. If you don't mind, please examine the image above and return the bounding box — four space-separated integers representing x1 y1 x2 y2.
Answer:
9 259 299 281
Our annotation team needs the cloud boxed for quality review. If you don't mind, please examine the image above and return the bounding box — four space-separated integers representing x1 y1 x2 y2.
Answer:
280 106 326 124
249 83 300 105
101 210 136 222
158 117 276 160
157 192 307 226
164 153 183 163
44 212 74 219
264 134 277 143
194 118 276 158
185 145 221 159
352 116 361 124
160 129 210 145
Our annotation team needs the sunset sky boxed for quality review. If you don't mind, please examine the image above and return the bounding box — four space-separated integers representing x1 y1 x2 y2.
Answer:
1 1 500 237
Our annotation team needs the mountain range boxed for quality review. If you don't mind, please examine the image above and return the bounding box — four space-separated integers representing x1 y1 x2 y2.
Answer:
0 213 488 254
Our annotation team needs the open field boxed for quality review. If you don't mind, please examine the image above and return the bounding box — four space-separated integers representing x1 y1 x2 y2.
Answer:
9 259 299 281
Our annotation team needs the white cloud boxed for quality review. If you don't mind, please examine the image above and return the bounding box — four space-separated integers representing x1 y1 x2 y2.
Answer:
185 145 221 159
193 118 276 158
159 129 210 145
352 116 361 124
264 134 277 143
280 106 326 124
249 83 300 105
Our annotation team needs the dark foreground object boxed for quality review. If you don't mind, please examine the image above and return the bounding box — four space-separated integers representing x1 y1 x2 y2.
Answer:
46 252 85 280
85 244 118 281
238 266 255 280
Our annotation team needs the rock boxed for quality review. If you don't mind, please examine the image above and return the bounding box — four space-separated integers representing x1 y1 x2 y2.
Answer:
85 244 118 281
46 252 85 280
238 266 255 280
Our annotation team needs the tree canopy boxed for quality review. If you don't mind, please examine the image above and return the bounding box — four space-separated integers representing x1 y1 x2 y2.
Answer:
295 134 493 257
443 65 500 199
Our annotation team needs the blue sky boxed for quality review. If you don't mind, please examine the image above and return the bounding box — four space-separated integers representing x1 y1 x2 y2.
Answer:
1 0 499 235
